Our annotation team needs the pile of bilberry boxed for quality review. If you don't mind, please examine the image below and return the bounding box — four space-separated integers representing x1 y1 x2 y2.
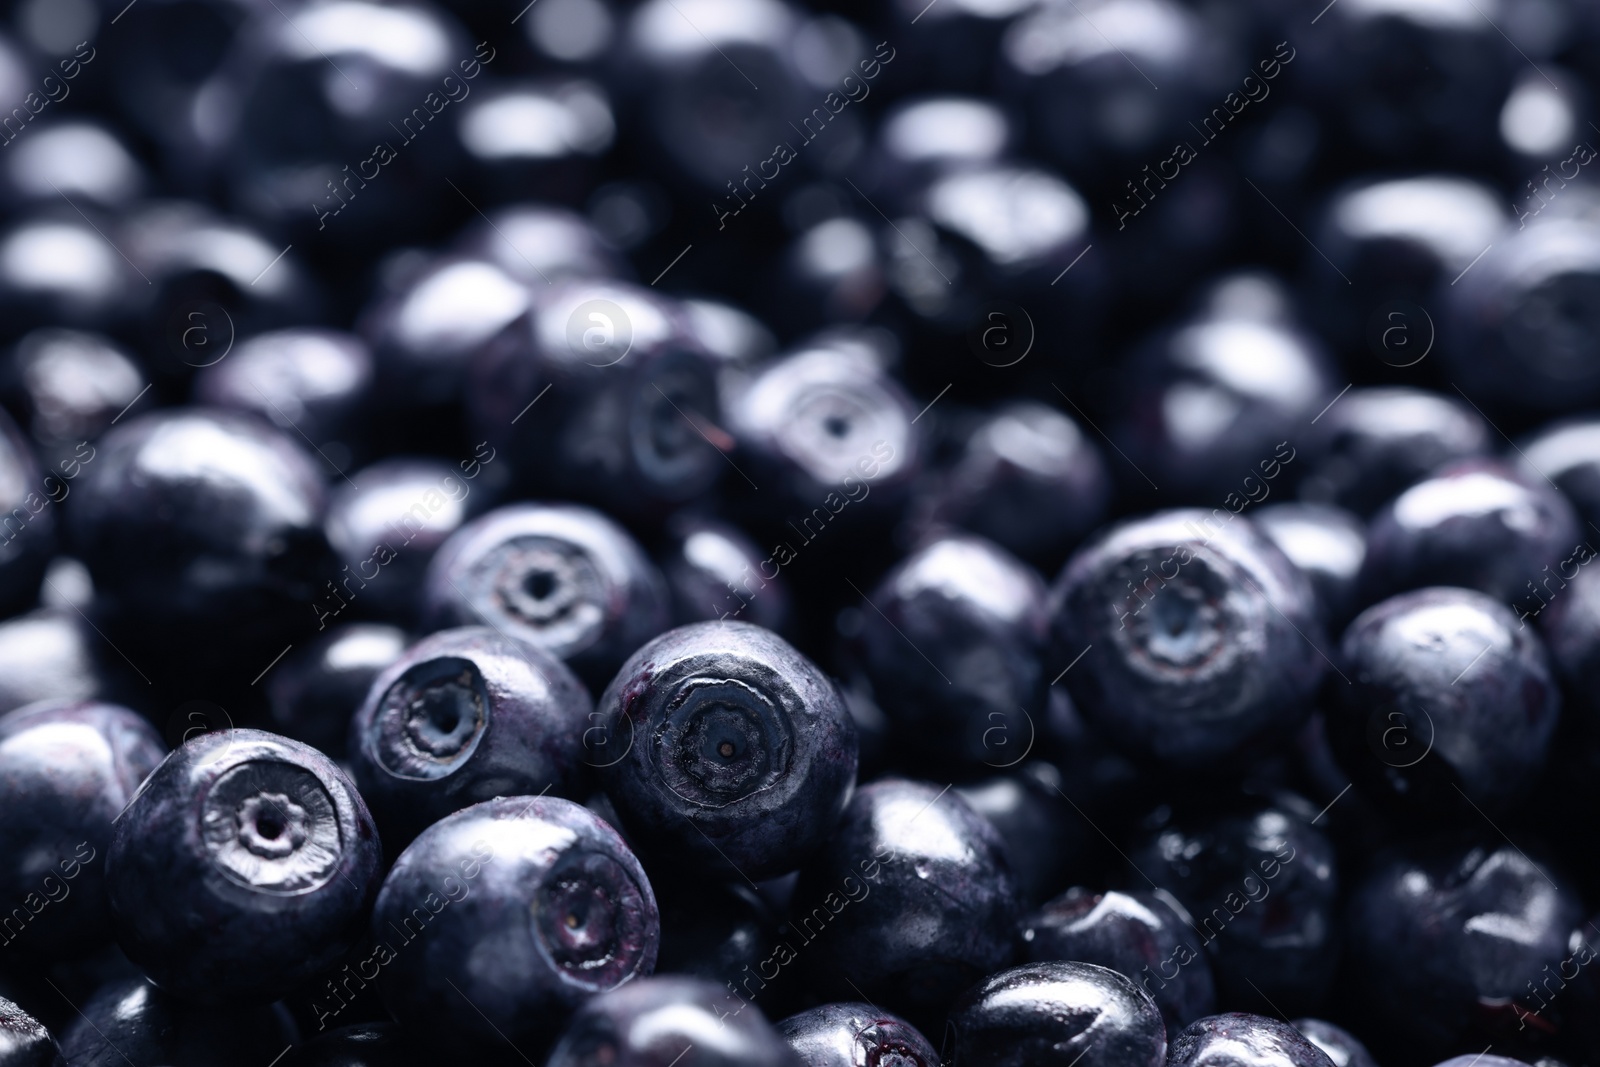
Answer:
0 1 1596 1065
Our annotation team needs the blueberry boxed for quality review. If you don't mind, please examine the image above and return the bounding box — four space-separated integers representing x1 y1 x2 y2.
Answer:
1346 839 1583 1052
467 281 725 521
926 400 1110 572
1128 796 1338 1014
323 457 481 622
1 122 142 214
1308 178 1506 356
421 502 670 689
0 609 106 715
372 796 658 1054
868 97 1014 209
363 257 531 422
545 975 797 1067
947 961 1167 1067
3 329 144 463
1359 461 1580 606
1300 388 1491 518
0 700 164 958
1516 416 1600 530
1050 509 1326 769
199 1 472 250
1328 587 1560 815
0 404 55 616
659 514 794 634
1114 299 1332 504
1168 1014 1334 1067
57 975 296 1067
68 408 332 679
122 203 321 381
106 729 382 1004
957 762 1085 907
349 626 593 846
267 623 408 756
284 1022 423 1067
1019 888 1216 1034
1444 217 1600 411
454 79 615 204
596 621 856 879
724 344 922 525
1253 503 1366 630
777 1002 939 1067
0 994 63 1066
193 329 373 466
790 778 1016 1016
1290 1020 1378 1067
449 205 627 288
1298 1 1514 165
854 534 1048 770
0 217 138 339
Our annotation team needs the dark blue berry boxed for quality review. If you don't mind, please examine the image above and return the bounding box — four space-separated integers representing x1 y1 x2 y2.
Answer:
1168 1014 1334 1067
348 626 593 846
777 1002 938 1067
947 961 1167 1067
596 621 857 879
372 796 658 1054
545 974 797 1067
106 729 382 1003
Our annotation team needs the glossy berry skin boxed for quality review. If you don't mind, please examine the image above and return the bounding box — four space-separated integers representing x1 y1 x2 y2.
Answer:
421 503 670 690
1329 587 1561 816
0 701 165 957
1539 561 1600 716
1444 220 1600 411
58 976 295 1067
323 457 481 621
468 280 724 521
1020 888 1216 1034
0 610 106 715
0 995 62 1066
1359 461 1580 607
1290 1020 1377 1067
283 1023 423 1067
267 623 408 756
106 729 383 1005
450 205 628 289
956 762 1084 907
777 1002 939 1067
1308 177 1506 356
0 216 139 340
373 797 659 1053
597 622 857 880
3 329 144 461
1301 388 1490 519
855 534 1049 770
363 257 531 414
791 778 1017 1016
349 626 594 847
658 514 793 635
547 975 797 1067
192 329 373 463
947 961 1167 1067
1114 300 1331 504
1128 798 1338 1013
68 409 331 673
1168 1014 1334 1067
927 401 1110 571
1516 417 1600 530
1050 510 1326 770
725 344 922 523
1 123 143 215
1345 841 1583 1052
1252 504 1366 631
0 404 56 617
